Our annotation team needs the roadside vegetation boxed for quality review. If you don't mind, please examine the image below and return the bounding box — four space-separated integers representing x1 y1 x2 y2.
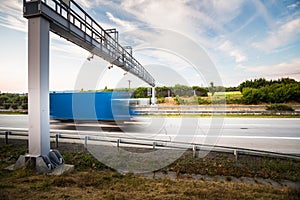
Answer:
1 140 299 199
1 77 299 114
239 78 300 104
266 104 295 112
0 93 27 111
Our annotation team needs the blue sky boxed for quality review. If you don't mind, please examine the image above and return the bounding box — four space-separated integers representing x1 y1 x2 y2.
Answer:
0 0 300 93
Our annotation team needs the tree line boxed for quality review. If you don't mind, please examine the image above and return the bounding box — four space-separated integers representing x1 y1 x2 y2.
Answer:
1 77 299 109
0 93 28 110
238 78 300 104
133 84 209 98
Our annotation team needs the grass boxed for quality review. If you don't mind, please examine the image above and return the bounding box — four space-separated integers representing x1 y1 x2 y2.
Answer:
205 91 242 104
2 170 298 200
143 113 300 118
163 151 300 182
0 111 27 115
1 140 299 200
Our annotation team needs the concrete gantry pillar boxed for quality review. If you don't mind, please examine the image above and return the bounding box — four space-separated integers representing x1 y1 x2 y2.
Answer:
151 87 156 105
28 17 50 156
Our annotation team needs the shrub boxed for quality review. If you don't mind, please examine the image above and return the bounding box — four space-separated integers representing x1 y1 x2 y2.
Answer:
265 104 295 112
3 103 10 110
11 103 19 110
21 103 28 110
156 97 165 104
197 97 210 104
174 95 184 105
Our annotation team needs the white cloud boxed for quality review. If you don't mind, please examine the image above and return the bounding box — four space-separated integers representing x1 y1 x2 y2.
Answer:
74 0 94 8
287 1 300 9
105 12 136 30
218 40 247 63
0 0 27 32
253 18 300 52
198 0 243 22
245 58 300 79
50 33 89 60
120 0 193 32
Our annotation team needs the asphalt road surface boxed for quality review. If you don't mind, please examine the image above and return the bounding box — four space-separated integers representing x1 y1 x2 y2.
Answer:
0 115 299 154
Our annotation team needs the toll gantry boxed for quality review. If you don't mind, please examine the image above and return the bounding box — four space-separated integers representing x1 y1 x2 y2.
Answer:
22 0 155 171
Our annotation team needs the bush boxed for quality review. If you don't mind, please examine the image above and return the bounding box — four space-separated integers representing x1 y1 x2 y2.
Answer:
197 97 210 104
192 86 208 97
156 97 165 104
265 104 295 112
21 103 28 110
11 104 19 110
3 103 10 110
174 95 184 105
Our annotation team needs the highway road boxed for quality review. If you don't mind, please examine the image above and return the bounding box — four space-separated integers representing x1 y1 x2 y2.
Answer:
0 114 300 154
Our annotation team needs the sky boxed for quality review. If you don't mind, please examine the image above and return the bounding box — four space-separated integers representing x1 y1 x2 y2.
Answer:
0 0 300 93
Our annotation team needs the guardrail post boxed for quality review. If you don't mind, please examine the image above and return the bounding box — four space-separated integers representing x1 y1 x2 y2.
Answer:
117 139 121 148
5 131 11 144
233 149 238 160
84 136 88 149
55 133 59 148
153 142 157 149
192 145 198 158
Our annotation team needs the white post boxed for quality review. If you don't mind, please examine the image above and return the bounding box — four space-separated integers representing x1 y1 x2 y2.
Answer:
151 87 156 105
28 17 50 156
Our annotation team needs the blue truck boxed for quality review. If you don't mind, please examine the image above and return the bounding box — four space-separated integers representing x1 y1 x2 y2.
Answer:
50 91 133 121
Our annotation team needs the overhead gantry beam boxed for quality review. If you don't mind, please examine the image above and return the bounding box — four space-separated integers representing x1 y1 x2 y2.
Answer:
23 0 155 86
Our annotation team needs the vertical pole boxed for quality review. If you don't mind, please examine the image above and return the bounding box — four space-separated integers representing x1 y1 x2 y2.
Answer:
5 131 10 145
128 80 131 90
233 149 238 160
84 136 88 149
28 17 50 156
55 133 59 148
153 142 156 149
192 145 198 158
151 87 156 105
117 139 121 148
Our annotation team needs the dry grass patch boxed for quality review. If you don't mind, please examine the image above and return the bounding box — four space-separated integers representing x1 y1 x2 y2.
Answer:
1 140 299 199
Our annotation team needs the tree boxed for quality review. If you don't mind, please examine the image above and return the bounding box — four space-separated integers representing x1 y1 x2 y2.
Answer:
156 86 171 97
0 95 9 107
133 87 148 98
192 86 208 96
173 84 193 97
241 88 264 104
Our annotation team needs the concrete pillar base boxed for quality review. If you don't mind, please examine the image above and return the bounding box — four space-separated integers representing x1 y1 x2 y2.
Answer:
5 153 74 175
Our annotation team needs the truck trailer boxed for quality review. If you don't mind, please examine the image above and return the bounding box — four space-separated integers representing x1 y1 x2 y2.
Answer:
50 91 133 121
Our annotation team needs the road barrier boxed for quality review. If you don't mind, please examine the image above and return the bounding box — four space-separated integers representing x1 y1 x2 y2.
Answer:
133 105 300 115
1 127 300 160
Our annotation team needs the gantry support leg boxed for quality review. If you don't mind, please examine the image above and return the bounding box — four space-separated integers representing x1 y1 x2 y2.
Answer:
151 87 156 105
28 17 50 156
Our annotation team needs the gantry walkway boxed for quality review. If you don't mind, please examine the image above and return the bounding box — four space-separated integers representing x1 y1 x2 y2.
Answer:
23 0 155 86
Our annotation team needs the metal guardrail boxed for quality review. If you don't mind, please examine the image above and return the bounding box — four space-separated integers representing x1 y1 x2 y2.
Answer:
132 105 300 115
1 127 300 160
135 105 300 109
134 110 300 115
